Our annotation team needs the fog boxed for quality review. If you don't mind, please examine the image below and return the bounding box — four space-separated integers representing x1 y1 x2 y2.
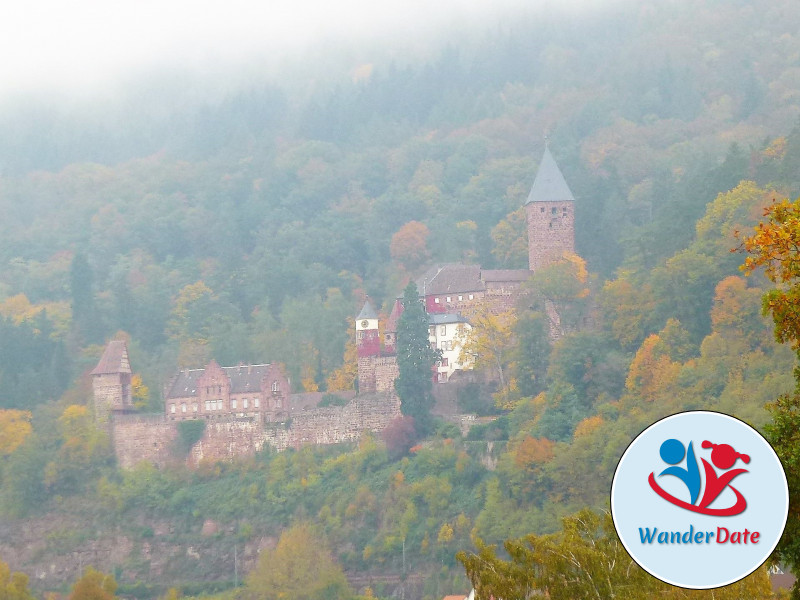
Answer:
1 0 628 100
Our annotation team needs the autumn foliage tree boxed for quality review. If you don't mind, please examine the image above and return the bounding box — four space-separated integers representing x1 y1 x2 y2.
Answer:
459 302 517 408
0 558 35 600
528 253 591 337
0 410 32 457
457 510 773 600
390 221 431 273
741 196 800 597
245 523 352 600
68 567 117 600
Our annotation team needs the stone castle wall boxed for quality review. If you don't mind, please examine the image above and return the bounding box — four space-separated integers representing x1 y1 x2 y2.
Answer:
373 358 399 393
358 356 399 394
111 392 401 468
112 415 178 469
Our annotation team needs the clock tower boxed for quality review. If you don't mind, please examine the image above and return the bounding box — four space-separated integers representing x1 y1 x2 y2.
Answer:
356 299 380 358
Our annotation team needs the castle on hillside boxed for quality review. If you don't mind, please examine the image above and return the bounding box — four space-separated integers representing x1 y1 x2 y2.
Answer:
92 146 577 468
356 145 576 390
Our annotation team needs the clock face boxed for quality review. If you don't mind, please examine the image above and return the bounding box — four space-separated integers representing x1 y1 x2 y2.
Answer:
361 320 369 328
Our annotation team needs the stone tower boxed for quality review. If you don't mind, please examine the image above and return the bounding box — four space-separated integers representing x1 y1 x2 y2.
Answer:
525 145 576 272
91 340 134 425
356 299 380 392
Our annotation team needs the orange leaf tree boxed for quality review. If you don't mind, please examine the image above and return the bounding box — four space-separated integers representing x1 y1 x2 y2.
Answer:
740 197 800 595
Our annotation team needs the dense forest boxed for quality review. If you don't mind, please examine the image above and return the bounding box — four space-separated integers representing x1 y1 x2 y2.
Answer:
2 0 800 597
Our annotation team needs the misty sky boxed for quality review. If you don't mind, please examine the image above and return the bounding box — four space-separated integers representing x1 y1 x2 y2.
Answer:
2 0 617 99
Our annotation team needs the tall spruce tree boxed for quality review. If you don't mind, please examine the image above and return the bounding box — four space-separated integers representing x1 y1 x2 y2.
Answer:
395 281 439 435
70 251 100 342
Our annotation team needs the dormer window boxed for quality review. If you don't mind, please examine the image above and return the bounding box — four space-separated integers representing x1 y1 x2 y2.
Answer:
272 380 279 393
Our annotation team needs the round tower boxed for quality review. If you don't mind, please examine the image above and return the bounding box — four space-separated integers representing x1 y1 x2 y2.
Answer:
525 145 576 272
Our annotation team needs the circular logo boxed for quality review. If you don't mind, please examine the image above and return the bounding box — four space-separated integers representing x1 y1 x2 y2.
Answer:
611 411 788 589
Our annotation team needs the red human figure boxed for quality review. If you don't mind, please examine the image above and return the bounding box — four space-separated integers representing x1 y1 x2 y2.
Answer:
698 441 750 509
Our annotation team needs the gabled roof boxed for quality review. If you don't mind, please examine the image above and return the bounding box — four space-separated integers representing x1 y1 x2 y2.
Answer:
386 298 404 333
166 364 276 399
357 299 378 320
481 269 531 283
416 264 483 296
525 146 575 204
90 340 131 375
428 313 468 325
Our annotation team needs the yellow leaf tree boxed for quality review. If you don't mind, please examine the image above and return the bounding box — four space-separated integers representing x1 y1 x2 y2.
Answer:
0 410 32 457
529 253 591 337
246 523 352 600
0 558 35 600
69 567 117 600
459 301 518 408
326 334 358 392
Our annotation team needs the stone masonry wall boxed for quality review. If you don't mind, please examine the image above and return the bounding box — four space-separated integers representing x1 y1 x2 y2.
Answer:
113 392 401 467
112 415 178 469
93 374 122 428
373 358 399 393
526 200 575 272
358 357 377 392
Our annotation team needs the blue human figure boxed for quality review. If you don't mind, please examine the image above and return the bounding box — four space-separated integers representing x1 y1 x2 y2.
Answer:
659 439 701 505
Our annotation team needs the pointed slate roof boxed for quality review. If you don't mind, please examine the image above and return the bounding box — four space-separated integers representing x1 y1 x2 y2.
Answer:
357 299 378 320
525 146 575 204
90 340 131 375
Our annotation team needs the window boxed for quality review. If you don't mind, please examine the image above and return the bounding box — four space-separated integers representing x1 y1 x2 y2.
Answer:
244 398 249 409
440 325 446 335
442 358 449 367
231 398 237 409
434 297 440 304
193 403 198 412
458 295 463 301
181 403 187 413
272 380 279 393
170 404 176 414
468 294 474 300
551 207 557 214
254 398 260 408
205 400 210 411
446 296 451 303
540 207 545 213
218 400 224 411
385 333 392 342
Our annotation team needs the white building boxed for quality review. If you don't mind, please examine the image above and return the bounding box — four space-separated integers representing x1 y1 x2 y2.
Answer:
428 313 472 382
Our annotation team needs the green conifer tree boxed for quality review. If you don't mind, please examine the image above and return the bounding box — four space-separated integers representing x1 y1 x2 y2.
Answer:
395 282 439 435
